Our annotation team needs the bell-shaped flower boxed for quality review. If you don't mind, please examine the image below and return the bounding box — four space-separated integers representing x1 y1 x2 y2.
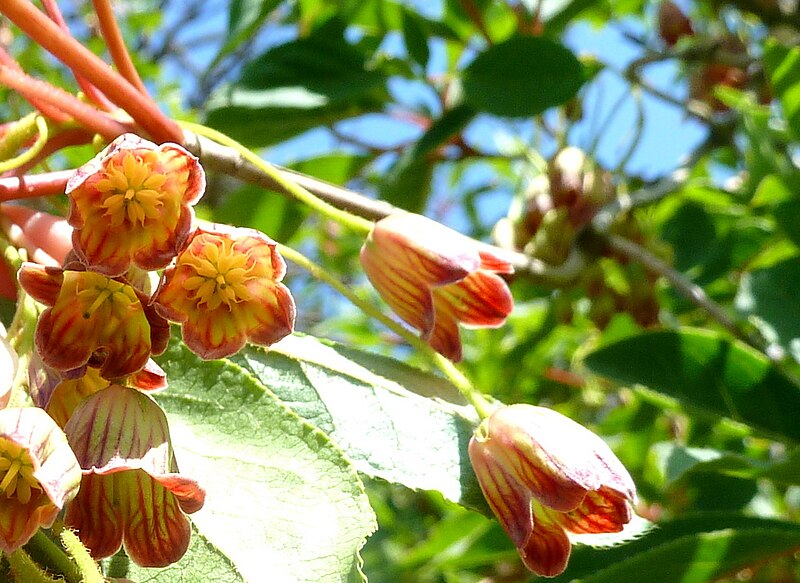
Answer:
18 262 169 380
468 404 636 577
28 358 167 429
360 212 513 361
63 384 205 567
66 133 205 277
152 224 296 359
0 407 81 553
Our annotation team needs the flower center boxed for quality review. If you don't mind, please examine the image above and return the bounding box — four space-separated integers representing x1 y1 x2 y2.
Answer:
74 273 134 320
181 239 253 310
0 439 42 505
97 152 167 227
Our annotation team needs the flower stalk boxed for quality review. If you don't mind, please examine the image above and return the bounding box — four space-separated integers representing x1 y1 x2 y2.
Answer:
276 243 494 418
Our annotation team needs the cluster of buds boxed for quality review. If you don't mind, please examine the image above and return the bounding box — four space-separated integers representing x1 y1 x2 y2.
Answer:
2 133 296 566
494 148 666 330
493 147 615 266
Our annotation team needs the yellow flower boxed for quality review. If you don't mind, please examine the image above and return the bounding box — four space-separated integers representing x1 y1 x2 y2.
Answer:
0 407 81 554
66 133 205 277
360 212 514 361
468 405 636 577
153 224 296 359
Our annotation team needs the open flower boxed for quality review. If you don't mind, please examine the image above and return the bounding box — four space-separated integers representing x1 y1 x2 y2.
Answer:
360 212 513 361
18 262 169 380
152 224 296 359
64 384 205 567
66 133 205 277
0 407 81 553
468 404 636 577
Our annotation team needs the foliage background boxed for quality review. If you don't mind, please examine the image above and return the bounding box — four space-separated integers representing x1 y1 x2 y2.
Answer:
3 0 800 581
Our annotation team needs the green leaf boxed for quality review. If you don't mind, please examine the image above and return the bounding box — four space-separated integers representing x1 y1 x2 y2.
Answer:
583 329 800 442
206 18 388 147
461 36 584 117
764 39 800 139
120 524 244 582
552 514 800 583
155 341 377 582
213 0 282 66
379 103 476 211
401 8 430 69
232 334 488 512
736 257 800 363
213 184 307 243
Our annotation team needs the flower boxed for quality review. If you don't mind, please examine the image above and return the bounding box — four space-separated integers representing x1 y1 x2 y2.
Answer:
63 384 205 567
66 133 205 277
18 262 169 380
152 224 296 359
360 212 513 361
0 407 81 553
28 359 167 429
468 404 636 577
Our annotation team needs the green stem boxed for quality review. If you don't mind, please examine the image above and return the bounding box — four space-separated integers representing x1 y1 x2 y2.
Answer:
277 243 494 419
179 121 374 235
53 522 104 583
0 116 49 174
7 548 60 583
25 530 82 583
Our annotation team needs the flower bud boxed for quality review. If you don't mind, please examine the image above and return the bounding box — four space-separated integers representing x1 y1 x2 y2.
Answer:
468 404 636 577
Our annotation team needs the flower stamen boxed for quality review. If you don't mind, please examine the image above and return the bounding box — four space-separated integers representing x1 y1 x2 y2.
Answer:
0 440 41 505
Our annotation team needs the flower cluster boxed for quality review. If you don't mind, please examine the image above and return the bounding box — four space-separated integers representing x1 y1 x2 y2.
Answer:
9 134 297 565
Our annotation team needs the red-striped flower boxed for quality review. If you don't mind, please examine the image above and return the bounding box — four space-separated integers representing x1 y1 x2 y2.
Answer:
0 407 81 554
468 405 636 577
152 224 295 359
66 133 205 277
360 212 513 361
18 262 169 380
63 385 205 567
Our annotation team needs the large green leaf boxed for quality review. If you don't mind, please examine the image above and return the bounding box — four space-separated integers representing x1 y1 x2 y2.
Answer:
154 341 377 583
461 36 584 117
206 18 388 147
583 329 800 442
764 39 800 139
120 524 244 582
212 0 282 66
736 257 800 363
554 514 800 583
232 334 488 512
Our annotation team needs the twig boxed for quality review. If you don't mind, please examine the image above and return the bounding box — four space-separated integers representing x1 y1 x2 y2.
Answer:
181 130 585 283
605 234 769 353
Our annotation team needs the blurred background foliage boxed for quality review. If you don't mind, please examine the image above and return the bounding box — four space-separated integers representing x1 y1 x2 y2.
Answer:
4 0 800 581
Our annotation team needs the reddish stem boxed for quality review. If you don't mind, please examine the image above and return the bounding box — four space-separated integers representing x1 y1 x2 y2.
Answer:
0 65 130 140
12 128 95 176
1 0 182 144
0 46 70 122
91 0 149 95
0 169 72 202
41 0 115 111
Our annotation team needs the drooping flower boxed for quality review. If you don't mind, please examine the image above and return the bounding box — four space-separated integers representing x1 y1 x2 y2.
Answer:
63 384 205 567
28 358 167 429
18 262 169 379
152 224 296 359
66 133 205 277
0 407 81 553
468 404 636 577
360 212 514 361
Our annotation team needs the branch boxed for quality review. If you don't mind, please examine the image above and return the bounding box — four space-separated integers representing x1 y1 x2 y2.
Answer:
181 130 582 283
